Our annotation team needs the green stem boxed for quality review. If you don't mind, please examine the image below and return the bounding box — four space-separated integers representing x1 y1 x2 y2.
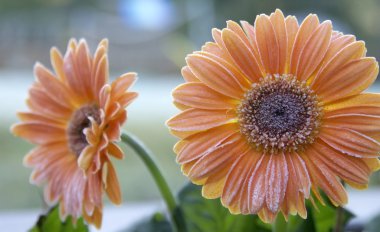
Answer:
121 132 187 232
273 215 287 232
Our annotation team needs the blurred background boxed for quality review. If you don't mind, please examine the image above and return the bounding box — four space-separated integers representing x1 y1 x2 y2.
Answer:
1 0 380 229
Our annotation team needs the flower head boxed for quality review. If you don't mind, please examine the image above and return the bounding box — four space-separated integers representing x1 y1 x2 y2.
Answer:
167 9 380 222
11 38 138 228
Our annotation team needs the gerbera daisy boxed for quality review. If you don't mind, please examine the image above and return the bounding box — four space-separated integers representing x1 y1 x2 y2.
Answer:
167 9 380 222
11 38 138 228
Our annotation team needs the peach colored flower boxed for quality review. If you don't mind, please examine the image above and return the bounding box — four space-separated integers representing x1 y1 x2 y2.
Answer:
167 9 380 222
12 38 137 228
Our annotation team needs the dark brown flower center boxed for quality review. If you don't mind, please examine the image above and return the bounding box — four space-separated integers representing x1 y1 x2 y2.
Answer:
238 74 322 154
67 104 101 156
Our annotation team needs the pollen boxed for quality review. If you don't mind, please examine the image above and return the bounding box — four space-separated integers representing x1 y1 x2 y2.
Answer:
238 74 322 154
67 104 101 156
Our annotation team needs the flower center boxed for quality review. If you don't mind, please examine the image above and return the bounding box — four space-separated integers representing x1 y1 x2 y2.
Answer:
238 74 322 154
67 104 101 156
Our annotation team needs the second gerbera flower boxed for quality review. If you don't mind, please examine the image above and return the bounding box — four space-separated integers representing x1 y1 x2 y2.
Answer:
12 39 138 228
167 9 380 222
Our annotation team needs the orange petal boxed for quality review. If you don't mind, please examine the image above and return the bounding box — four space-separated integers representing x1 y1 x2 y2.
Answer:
302 151 348 206
17 112 65 127
34 63 75 109
187 134 248 180
319 126 380 158
324 113 380 136
240 21 264 69
221 150 259 210
167 108 236 133
247 154 270 214
175 124 239 164
311 41 366 90
309 140 370 188
296 21 332 81
12 122 66 144
63 50 90 103
76 40 92 99
324 93 380 115
187 54 248 99
202 165 230 199
221 28 262 83
290 14 319 74
108 142 124 159
283 153 310 217
111 72 137 99
321 35 356 67
93 55 109 99
50 47 66 83
27 87 72 119
181 66 199 82
265 153 288 213
270 9 287 74
255 14 280 74
284 16 299 73
104 162 122 204
23 141 69 167
173 82 237 110
314 58 378 103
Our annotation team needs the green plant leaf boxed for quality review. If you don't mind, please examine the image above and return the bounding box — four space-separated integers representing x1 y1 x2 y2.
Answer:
123 212 172 232
177 182 271 232
286 195 354 232
29 206 88 232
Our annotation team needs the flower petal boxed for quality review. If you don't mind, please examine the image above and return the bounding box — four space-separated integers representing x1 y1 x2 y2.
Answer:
270 9 287 74
12 122 66 144
302 154 348 206
324 93 380 115
104 162 122 205
309 140 370 188
322 35 356 67
221 28 262 83
221 150 260 211
324 113 380 136
172 82 237 110
265 153 288 213
34 63 75 109
247 154 270 214
50 47 66 83
181 66 199 82
284 16 299 72
188 134 249 181
187 54 248 99
311 41 366 90
255 14 280 74
167 108 236 134
296 21 332 81
290 14 319 74
319 126 380 158
175 123 239 164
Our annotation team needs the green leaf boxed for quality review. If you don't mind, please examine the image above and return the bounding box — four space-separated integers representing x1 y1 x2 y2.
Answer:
123 212 172 232
286 195 354 232
177 182 271 232
29 206 88 232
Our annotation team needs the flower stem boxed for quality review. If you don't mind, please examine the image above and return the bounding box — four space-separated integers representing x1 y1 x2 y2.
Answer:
272 215 287 232
121 132 187 232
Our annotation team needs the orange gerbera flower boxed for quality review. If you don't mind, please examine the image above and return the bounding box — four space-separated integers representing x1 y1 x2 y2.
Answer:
167 9 380 222
11 38 137 228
